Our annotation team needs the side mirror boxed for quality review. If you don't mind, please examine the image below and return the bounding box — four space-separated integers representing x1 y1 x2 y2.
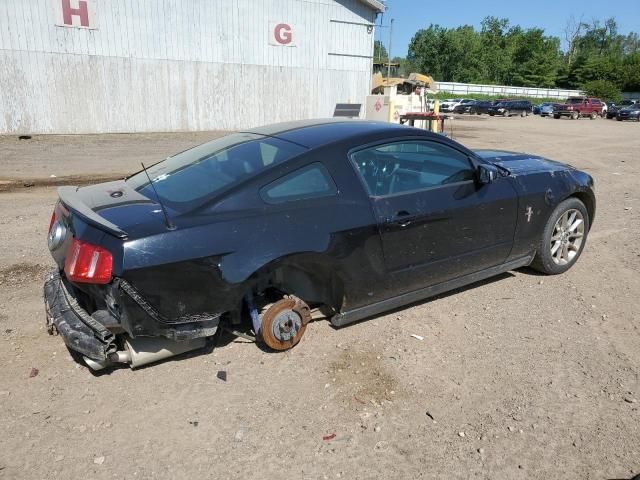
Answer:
477 164 498 184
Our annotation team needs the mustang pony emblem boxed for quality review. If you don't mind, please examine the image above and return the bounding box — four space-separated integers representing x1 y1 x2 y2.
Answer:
525 206 533 222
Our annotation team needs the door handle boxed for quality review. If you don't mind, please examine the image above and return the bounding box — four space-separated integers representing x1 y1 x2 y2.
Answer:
389 210 413 227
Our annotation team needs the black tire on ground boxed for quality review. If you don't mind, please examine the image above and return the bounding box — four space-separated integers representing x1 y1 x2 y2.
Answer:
617 117 623 121
554 114 561 119
530 197 590 275
590 111 597 120
503 110 510 117
571 111 579 120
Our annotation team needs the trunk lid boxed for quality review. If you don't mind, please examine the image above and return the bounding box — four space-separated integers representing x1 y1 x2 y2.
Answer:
57 180 176 240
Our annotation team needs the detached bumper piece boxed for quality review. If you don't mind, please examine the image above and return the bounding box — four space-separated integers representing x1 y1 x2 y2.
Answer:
44 271 117 361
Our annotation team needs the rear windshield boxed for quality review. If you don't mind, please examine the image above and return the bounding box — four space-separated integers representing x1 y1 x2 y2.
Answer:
127 133 307 211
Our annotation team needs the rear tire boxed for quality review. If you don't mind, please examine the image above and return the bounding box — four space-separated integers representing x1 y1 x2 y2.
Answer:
554 114 561 119
503 110 510 117
531 198 590 275
521 110 526 117
571 111 579 120
590 111 597 120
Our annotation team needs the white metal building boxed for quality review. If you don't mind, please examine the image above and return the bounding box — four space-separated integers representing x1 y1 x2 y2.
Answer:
0 0 384 135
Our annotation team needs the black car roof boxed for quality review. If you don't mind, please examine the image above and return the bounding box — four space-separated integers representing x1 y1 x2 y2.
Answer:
245 119 421 149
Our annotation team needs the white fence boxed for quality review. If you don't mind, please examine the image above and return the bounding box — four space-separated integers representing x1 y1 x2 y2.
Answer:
435 81 583 99
622 92 640 100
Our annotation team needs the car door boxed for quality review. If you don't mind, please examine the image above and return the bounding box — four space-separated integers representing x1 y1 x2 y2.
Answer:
350 139 518 296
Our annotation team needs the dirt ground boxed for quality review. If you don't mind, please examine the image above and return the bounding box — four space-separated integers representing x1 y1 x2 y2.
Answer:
0 116 639 480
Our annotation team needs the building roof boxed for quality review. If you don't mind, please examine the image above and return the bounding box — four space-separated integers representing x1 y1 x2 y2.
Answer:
358 0 385 13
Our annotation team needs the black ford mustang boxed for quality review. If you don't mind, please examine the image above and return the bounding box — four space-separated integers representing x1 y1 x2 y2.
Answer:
44 120 596 370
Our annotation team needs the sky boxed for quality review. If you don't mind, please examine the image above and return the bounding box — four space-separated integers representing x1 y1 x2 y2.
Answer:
375 0 640 58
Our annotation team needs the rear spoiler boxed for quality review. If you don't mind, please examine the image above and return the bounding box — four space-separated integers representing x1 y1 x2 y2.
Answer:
58 186 128 239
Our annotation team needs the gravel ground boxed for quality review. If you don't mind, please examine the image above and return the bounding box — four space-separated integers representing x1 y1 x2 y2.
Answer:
0 115 639 480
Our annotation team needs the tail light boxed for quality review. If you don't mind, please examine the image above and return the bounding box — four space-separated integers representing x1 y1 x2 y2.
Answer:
64 238 113 284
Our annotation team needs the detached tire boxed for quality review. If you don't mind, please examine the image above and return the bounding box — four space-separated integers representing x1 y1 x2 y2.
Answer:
531 198 590 275
260 296 311 351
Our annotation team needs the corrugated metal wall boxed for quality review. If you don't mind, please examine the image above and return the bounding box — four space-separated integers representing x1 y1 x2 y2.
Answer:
0 0 377 134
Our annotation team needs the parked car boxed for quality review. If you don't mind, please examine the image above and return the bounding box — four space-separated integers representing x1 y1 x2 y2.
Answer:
606 100 637 119
452 99 483 114
553 97 603 119
44 119 595 370
616 103 640 121
440 98 472 112
534 103 556 117
488 100 533 117
467 100 496 115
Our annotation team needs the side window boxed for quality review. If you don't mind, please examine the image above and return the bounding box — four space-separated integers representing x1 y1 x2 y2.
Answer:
260 163 337 204
351 141 475 196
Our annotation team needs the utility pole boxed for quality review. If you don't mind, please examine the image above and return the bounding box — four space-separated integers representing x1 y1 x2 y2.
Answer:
386 18 394 79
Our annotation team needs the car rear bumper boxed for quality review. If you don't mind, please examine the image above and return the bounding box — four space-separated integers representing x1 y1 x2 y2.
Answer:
44 271 117 361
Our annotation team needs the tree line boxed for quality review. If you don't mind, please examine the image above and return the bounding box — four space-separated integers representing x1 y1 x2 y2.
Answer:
376 17 640 101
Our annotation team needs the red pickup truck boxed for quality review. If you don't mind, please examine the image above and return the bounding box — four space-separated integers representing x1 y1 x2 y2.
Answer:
553 97 604 119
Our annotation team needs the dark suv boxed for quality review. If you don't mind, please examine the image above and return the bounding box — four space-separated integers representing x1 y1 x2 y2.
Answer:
488 100 532 117
607 100 637 119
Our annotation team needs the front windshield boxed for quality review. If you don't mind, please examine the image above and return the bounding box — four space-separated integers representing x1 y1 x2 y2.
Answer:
127 133 308 211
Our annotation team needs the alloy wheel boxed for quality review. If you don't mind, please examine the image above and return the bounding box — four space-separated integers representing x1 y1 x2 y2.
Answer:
550 209 585 266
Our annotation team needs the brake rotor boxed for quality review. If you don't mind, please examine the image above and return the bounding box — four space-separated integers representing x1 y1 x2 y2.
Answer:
260 296 311 351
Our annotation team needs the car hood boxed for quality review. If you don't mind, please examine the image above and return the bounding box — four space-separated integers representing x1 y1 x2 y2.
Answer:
474 150 574 175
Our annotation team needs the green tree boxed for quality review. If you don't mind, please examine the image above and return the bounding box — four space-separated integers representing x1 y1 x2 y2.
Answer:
622 52 640 91
374 40 388 62
404 15 639 93
582 80 622 101
479 17 513 84
510 29 561 87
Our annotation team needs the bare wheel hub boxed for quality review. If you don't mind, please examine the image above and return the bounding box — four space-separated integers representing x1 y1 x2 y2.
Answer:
260 296 311 351
271 309 302 342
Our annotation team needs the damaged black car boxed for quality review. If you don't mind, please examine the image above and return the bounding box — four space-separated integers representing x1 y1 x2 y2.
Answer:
44 119 596 370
